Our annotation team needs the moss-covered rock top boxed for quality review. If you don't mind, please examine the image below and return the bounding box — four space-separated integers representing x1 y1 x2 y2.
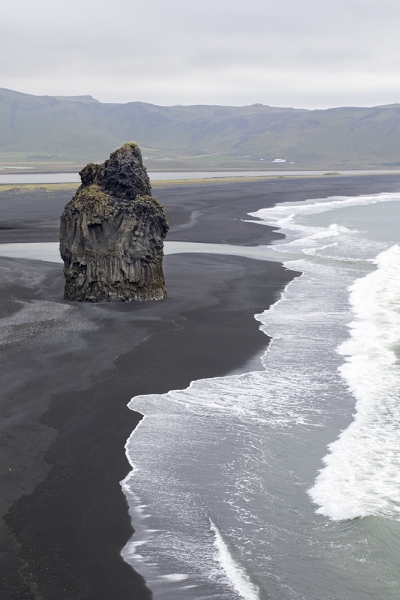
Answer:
79 142 152 201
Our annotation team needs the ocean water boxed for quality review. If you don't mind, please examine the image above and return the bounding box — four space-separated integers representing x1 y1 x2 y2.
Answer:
121 191 400 599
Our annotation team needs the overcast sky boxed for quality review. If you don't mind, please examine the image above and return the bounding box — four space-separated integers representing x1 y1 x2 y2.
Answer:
1 0 399 108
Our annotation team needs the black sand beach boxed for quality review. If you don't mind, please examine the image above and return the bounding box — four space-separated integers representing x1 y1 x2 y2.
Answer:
1 175 399 600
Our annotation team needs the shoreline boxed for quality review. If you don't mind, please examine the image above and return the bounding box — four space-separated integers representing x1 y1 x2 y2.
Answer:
1 175 399 599
2 253 297 600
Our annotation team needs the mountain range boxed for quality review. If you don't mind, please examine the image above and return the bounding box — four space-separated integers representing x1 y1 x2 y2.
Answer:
1 87 399 171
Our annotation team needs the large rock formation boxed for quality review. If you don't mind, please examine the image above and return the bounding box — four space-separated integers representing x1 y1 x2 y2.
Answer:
60 142 168 302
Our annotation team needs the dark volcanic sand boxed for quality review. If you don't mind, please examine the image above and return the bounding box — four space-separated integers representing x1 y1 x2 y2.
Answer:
1 175 399 600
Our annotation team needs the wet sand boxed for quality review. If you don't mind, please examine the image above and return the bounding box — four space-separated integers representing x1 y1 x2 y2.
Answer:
1 175 399 599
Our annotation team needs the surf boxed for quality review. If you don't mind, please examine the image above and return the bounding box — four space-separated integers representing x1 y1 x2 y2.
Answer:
309 244 400 520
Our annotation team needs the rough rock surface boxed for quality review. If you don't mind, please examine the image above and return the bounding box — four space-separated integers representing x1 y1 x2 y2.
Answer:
60 142 168 302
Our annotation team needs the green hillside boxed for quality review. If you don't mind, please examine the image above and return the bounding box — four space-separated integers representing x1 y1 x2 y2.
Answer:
0 88 399 171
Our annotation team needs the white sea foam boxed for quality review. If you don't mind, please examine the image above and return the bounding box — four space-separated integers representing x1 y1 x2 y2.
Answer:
249 192 400 234
160 574 189 582
210 520 260 600
309 245 400 520
120 252 352 597
121 192 400 598
248 193 398 266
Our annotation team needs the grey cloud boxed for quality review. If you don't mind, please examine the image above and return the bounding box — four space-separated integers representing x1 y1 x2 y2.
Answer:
1 0 399 107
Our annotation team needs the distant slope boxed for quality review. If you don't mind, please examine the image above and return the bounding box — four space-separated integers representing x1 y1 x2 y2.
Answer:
0 88 399 170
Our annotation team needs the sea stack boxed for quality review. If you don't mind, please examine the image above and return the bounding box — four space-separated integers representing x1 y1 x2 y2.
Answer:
60 142 168 302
